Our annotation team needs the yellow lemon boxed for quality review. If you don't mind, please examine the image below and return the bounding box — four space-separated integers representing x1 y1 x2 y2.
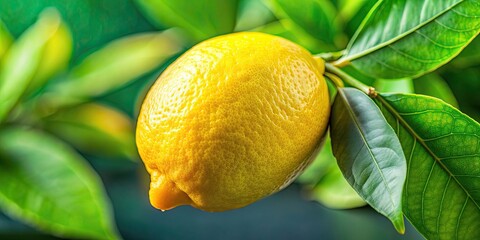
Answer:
136 32 330 211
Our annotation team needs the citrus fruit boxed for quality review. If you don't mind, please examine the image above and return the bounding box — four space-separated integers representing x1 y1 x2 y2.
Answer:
136 32 330 211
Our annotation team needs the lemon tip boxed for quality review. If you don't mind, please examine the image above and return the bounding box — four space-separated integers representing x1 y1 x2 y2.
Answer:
149 172 192 211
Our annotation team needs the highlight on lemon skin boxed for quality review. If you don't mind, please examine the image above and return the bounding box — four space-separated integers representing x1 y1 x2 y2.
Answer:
136 32 330 212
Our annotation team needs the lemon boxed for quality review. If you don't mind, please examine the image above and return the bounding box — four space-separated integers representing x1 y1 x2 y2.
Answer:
136 32 330 211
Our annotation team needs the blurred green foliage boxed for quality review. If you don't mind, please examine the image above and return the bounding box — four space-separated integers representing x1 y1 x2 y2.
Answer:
0 0 478 239
0 1 182 238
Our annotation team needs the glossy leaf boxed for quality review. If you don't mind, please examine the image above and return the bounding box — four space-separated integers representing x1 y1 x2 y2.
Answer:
38 30 183 113
414 73 459 108
375 93 480 239
0 9 62 122
268 0 340 47
331 87 406 233
0 127 118 239
374 78 414 94
0 20 12 60
337 0 480 79
135 0 238 41
43 103 136 160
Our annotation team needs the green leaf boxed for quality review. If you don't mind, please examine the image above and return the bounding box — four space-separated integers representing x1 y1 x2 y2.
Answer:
311 163 367 210
0 9 62 122
330 87 406 233
134 0 238 41
374 78 414 94
0 127 119 239
414 73 459 108
336 0 480 79
38 29 183 113
267 0 341 47
43 103 137 160
375 93 480 239
0 20 13 60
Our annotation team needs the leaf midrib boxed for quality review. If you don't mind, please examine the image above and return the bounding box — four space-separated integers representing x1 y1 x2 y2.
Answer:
338 89 398 211
337 0 465 65
377 95 480 211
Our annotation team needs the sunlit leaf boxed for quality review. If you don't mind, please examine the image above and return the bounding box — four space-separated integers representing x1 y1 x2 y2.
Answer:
337 0 480 79
0 9 62 122
38 29 183 114
376 93 480 239
0 19 12 60
374 78 414 94
414 73 459 108
0 127 119 239
331 88 406 233
135 0 238 41
43 103 136 160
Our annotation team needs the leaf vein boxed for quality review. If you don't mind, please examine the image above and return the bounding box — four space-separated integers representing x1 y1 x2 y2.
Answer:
421 160 436 226
436 176 451 236
434 19 480 33
451 8 480 18
414 30 466 49
378 95 480 213
455 197 468 240
423 132 480 142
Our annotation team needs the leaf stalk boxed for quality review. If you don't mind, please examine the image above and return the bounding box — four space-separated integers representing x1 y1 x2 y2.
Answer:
325 63 377 97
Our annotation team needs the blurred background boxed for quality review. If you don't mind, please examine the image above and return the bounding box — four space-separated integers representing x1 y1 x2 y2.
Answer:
0 0 478 239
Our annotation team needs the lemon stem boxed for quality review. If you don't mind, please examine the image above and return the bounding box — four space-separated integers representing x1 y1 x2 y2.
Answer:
325 63 377 98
